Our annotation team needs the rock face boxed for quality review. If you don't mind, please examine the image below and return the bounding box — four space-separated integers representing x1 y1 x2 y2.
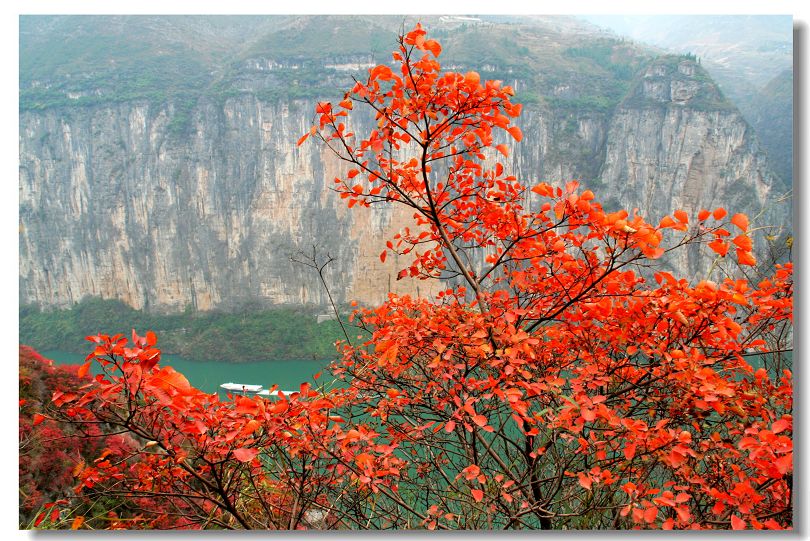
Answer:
19 55 788 312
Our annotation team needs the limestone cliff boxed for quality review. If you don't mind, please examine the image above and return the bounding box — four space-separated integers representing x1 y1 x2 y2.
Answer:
19 17 789 312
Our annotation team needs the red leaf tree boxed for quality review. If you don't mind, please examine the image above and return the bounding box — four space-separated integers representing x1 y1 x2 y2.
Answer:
46 24 792 530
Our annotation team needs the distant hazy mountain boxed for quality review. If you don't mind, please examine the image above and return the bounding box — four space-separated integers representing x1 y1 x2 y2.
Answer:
579 15 793 186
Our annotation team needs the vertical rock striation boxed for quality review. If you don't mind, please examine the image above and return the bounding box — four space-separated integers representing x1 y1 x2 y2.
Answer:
19 56 788 312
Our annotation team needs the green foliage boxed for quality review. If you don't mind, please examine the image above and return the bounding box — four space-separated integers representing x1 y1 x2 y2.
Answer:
546 94 616 113
19 298 347 363
246 15 396 59
563 40 638 80
618 55 736 113
166 95 198 139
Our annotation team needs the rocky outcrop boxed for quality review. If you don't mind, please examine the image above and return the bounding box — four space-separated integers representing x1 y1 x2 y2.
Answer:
19 57 788 312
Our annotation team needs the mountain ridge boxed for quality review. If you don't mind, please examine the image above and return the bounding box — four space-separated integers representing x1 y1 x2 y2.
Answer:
19 15 790 313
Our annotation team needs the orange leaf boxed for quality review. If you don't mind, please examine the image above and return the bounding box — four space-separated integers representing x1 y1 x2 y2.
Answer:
507 125 523 142
713 207 727 220
577 472 592 490
472 414 488 427
531 183 554 197
71 516 85 530
658 216 677 229
462 464 481 480
774 454 792 474
235 396 260 416
423 39 442 57
673 209 688 224
732 234 752 251
445 420 456 433
146 330 157 346
730 213 749 231
731 515 746 530
296 133 309 147
698 209 710 221
495 144 509 157
370 64 393 81
708 239 729 257
471 489 484 502
736 249 757 266
233 447 260 463
380 250 387 263
624 442 637 460
33 413 46 426
77 361 91 378
772 418 790 434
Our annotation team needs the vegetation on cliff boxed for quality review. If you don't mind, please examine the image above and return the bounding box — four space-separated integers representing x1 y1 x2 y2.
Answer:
20 298 346 362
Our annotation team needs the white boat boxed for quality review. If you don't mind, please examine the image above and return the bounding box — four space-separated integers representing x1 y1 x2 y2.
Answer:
257 389 297 397
220 382 264 393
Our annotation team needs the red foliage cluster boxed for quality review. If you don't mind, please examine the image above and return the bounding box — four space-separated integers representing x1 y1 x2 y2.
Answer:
40 24 792 530
19 346 140 527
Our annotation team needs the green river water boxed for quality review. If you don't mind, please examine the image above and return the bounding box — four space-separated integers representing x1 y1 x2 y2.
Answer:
42 349 330 396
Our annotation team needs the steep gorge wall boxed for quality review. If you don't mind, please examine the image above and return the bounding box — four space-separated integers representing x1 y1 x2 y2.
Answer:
19 59 787 312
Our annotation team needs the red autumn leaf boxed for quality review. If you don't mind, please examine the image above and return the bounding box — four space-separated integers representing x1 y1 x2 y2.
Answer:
235 396 259 415
580 408 596 422
34 511 46 527
380 250 387 263
461 464 480 480
423 39 442 57
774 454 792 475
624 442 637 460
771 418 790 434
731 515 746 530
736 249 757 266
708 239 729 257
233 447 260 463
32 413 46 426
673 209 689 224
495 144 509 157
658 215 677 229
577 472 592 490
731 213 749 231
370 64 393 81
713 207 728 220
732 234 753 251
507 125 523 142
36 24 794 532
77 361 91 378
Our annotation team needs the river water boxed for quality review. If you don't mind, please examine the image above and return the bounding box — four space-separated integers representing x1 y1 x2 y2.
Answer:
42 349 331 396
